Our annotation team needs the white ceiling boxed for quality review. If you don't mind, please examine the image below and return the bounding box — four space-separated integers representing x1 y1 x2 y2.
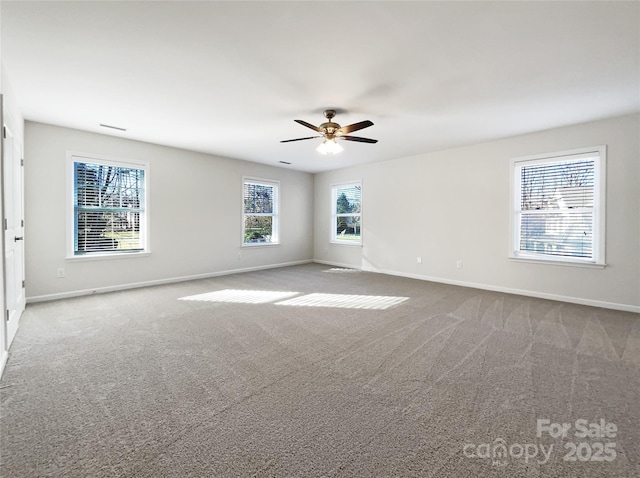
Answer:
2 1 639 173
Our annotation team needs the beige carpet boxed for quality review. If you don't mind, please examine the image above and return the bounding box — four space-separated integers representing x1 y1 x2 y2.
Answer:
1 263 638 477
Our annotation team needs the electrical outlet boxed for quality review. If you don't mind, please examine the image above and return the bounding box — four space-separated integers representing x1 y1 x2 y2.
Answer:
456 260 463 269
56 268 65 278
417 256 422 264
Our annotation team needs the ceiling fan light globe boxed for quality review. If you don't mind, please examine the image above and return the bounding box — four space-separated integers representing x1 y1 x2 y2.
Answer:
317 139 343 155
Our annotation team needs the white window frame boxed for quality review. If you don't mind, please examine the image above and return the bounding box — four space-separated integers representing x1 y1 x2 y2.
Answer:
66 151 150 260
242 177 280 247
509 145 606 267
331 181 362 245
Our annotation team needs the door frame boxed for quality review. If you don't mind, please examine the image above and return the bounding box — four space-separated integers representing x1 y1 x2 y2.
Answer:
0 93 25 364
0 94 6 371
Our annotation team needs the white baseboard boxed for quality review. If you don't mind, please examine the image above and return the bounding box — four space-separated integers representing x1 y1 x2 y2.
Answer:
26 260 314 304
313 259 363 270
313 260 640 313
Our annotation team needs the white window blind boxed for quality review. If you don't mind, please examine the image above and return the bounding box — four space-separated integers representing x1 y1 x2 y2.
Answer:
332 182 362 243
243 179 279 245
512 148 605 264
73 160 146 255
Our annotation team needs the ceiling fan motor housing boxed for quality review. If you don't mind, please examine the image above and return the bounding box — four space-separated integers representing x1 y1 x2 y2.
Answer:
320 109 340 136
320 122 340 135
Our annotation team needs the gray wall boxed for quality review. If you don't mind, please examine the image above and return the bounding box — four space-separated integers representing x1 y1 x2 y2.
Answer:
314 114 640 311
25 122 314 299
24 115 640 311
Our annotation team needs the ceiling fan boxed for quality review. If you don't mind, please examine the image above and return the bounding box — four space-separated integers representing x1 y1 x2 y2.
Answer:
281 109 377 154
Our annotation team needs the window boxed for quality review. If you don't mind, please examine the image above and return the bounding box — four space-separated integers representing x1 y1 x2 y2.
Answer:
243 178 279 245
69 153 148 257
331 182 362 244
510 146 606 265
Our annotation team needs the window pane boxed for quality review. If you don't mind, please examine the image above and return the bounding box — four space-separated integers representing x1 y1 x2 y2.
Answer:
335 184 361 214
242 179 278 245
244 215 273 243
335 215 361 241
520 211 593 258
75 163 99 207
513 151 602 263
516 154 599 259
332 182 362 244
76 210 142 253
244 183 274 214
520 160 594 210
74 161 145 254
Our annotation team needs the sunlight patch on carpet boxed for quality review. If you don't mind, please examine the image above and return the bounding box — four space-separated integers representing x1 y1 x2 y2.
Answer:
179 289 299 304
275 293 409 310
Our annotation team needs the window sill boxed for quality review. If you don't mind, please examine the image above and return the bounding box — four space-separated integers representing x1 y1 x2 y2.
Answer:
509 255 606 269
330 240 363 247
242 242 280 248
66 251 151 262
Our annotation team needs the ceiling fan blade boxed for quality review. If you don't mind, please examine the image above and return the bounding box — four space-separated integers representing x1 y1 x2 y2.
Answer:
280 136 321 143
340 135 378 144
294 119 321 132
338 120 374 135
